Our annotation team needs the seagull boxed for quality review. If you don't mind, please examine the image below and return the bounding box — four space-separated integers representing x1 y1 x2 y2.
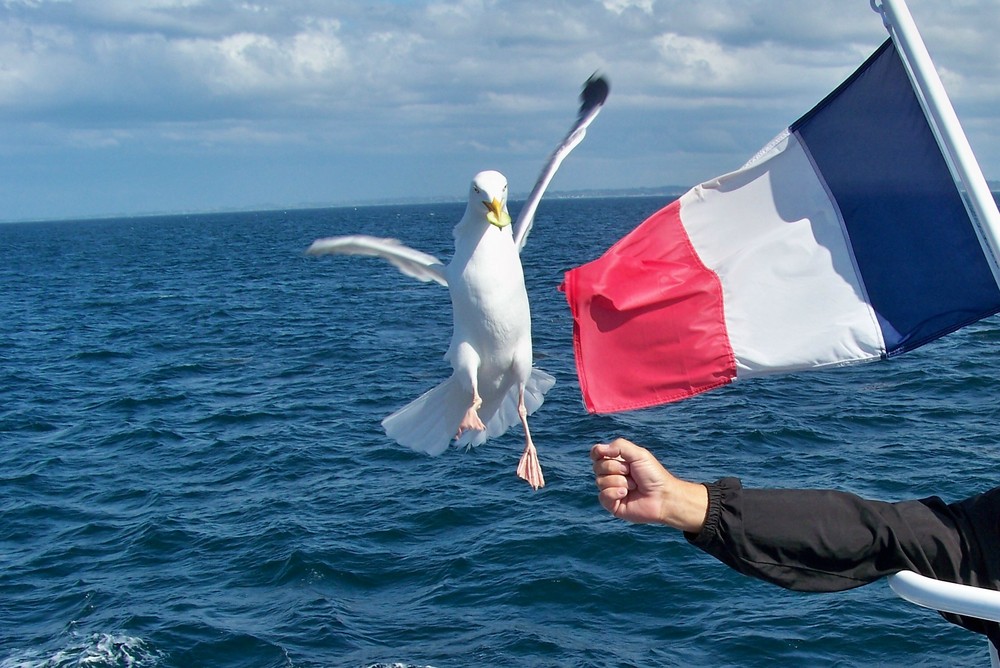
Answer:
307 74 609 489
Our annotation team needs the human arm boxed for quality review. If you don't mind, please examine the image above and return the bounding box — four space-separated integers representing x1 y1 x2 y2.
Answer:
591 437 1000 644
591 437 977 591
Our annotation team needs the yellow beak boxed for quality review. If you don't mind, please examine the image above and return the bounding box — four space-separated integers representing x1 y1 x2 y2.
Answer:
483 197 512 228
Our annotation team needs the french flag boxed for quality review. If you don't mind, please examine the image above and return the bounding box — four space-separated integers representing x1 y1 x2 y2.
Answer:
562 39 1000 414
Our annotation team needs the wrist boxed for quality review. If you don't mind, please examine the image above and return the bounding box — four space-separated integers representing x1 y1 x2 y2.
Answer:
660 479 709 533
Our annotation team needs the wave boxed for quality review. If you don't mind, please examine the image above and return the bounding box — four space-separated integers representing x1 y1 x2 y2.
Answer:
0 633 162 668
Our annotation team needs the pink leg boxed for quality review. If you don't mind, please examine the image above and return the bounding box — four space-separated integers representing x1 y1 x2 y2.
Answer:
515 387 545 490
456 391 486 439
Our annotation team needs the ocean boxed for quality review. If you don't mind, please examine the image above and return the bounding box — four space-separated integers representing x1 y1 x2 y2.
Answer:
2 195 999 667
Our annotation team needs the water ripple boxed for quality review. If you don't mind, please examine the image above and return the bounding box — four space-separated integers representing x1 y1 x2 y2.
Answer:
1 203 997 667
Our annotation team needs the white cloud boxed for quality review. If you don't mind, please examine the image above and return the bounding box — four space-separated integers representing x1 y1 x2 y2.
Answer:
601 0 653 15
0 0 998 221
0 0 891 126
171 21 348 96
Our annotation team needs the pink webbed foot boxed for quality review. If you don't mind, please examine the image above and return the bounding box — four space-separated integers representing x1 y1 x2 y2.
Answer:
455 396 486 439
516 440 545 490
456 408 487 438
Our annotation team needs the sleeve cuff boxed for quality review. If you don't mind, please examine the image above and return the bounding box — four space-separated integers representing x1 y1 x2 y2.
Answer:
684 477 741 546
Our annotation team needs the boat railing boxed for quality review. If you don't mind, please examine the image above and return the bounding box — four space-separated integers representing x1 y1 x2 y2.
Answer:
888 570 1000 666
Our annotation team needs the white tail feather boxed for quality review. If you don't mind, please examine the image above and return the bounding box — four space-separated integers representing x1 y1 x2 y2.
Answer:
383 368 556 455
381 376 469 455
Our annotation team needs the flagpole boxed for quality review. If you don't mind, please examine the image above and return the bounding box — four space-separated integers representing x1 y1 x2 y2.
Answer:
874 0 1000 279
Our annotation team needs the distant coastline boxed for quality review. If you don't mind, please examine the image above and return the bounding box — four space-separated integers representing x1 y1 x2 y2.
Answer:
315 185 692 210
205 178 1000 215
0 187 692 225
4 182 999 226
272 180 1000 215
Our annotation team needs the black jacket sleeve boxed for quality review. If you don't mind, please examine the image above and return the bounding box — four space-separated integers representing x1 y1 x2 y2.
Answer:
685 478 1000 644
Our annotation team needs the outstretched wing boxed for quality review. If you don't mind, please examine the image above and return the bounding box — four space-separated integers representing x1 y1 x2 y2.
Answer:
512 73 610 253
306 235 448 286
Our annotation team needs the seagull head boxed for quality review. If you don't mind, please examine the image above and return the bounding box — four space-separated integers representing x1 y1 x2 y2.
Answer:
469 170 511 229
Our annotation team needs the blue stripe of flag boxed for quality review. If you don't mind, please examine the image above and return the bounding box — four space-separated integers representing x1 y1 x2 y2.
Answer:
791 40 1000 356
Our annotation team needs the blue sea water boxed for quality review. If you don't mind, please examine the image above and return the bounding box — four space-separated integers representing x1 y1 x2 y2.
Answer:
2 196 1000 667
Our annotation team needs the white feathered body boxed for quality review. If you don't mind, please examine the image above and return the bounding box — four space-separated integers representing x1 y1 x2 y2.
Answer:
381 206 554 456
447 221 533 427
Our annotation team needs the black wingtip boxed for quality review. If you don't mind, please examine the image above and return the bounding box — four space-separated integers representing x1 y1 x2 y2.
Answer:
580 72 610 114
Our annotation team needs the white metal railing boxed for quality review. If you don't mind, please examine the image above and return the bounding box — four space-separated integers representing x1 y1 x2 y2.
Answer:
888 571 1000 666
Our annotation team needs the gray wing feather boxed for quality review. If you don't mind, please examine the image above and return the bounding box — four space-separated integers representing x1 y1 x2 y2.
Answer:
306 235 448 286
512 74 610 253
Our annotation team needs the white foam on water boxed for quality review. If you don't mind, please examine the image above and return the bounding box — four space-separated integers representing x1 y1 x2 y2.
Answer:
1 633 162 668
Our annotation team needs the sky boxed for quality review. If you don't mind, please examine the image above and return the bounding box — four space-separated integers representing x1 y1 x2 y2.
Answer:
1 0 998 222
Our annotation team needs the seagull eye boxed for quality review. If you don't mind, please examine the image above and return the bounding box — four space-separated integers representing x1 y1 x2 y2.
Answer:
474 186 481 194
